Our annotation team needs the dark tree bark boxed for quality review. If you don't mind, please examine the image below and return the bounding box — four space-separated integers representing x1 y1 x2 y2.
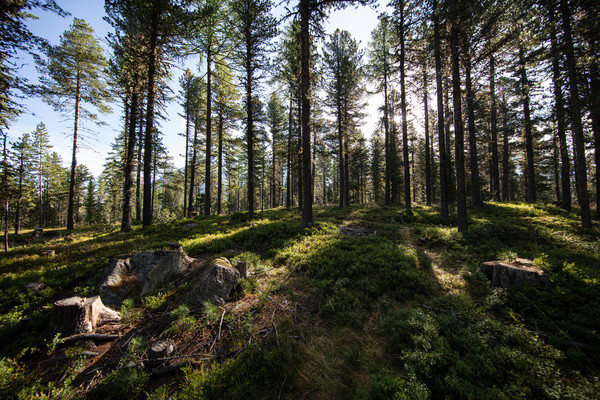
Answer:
433 0 448 218
560 0 592 228
188 119 199 217
183 94 191 218
121 78 139 232
465 48 482 208
384 59 391 205
337 96 345 208
489 53 500 202
423 70 432 206
299 0 313 227
217 108 224 215
450 15 467 233
399 5 411 212
502 94 510 201
66 71 81 231
135 103 144 222
590 43 600 220
549 7 571 211
519 44 536 204
286 94 292 208
143 19 158 227
204 55 212 216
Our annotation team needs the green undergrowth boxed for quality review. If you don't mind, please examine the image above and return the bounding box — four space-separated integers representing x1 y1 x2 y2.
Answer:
0 203 599 398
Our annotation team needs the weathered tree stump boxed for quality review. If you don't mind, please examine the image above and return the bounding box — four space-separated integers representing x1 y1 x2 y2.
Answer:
33 228 43 237
480 258 548 289
236 262 248 279
149 340 175 359
53 296 121 335
41 249 55 257
165 243 183 252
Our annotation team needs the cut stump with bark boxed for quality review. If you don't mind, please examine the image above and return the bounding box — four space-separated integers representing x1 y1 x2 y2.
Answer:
480 258 548 289
53 296 121 335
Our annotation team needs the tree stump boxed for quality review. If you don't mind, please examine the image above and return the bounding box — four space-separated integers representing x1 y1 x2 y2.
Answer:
165 243 183 252
149 340 174 359
53 296 121 335
480 259 548 289
23 282 45 291
236 262 248 279
33 228 43 237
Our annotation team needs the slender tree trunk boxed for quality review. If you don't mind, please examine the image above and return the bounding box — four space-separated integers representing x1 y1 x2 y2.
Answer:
561 0 592 228
67 71 81 231
2 134 8 251
399 6 411 212
217 109 224 215
424 70 432 206
590 43 600 219
135 102 144 222
383 57 391 205
121 82 138 232
15 147 24 235
433 0 448 218
143 21 158 227
465 49 482 208
553 134 561 204
286 93 292 208
450 17 468 233
272 123 277 208
502 95 510 201
300 0 313 227
519 45 536 203
205 53 212 216
343 107 350 207
246 39 255 220
183 96 190 218
549 11 571 210
188 119 199 217
38 140 43 227
297 96 303 210
489 53 500 202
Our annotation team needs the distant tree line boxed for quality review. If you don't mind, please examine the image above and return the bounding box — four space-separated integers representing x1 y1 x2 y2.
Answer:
1 0 599 249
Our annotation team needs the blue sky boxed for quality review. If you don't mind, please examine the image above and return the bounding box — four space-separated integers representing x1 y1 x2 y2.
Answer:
9 0 388 177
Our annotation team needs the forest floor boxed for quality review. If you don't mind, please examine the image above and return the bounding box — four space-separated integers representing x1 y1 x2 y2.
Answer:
1 203 599 399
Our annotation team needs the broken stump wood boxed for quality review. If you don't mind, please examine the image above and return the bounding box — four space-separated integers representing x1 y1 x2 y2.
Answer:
33 228 43 237
53 296 121 335
41 250 55 257
236 262 248 279
23 282 45 291
480 259 548 289
149 340 175 359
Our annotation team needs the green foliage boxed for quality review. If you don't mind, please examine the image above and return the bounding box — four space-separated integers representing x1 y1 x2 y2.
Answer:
142 291 171 312
88 367 148 400
164 304 196 336
177 343 295 400
120 298 142 324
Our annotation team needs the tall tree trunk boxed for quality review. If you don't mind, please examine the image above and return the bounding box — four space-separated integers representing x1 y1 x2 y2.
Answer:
135 102 144 222
549 10 571 211
383 44 391 206
121 82 138 232
272 122 277 208
299 0 313 227
217 109 224 215
465 48 482 208
204 54 212 216
297 96 303 210
188 119 199 217
399 5 411 212
424 69 432 206
433 0 448 218
286 93 292 208
519 44 536 203
143 21 158 227
450 17 468 233
553 134 561 204
246 44 255 220
590 42 600 220
560 0 592 228
343 107 350 207
2 134 8 251
15 146 24 235
502 94 510 201
489 53 500 202
67 71 81 231
183 96 190 218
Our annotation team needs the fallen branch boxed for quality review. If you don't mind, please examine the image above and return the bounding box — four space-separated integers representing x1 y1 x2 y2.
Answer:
62 333 119 344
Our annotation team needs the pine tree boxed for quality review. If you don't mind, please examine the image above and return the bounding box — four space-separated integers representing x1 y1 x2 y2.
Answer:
37 18 111 231
231 0 277 220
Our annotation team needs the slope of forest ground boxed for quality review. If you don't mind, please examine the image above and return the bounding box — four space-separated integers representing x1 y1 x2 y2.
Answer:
0 203 599 399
